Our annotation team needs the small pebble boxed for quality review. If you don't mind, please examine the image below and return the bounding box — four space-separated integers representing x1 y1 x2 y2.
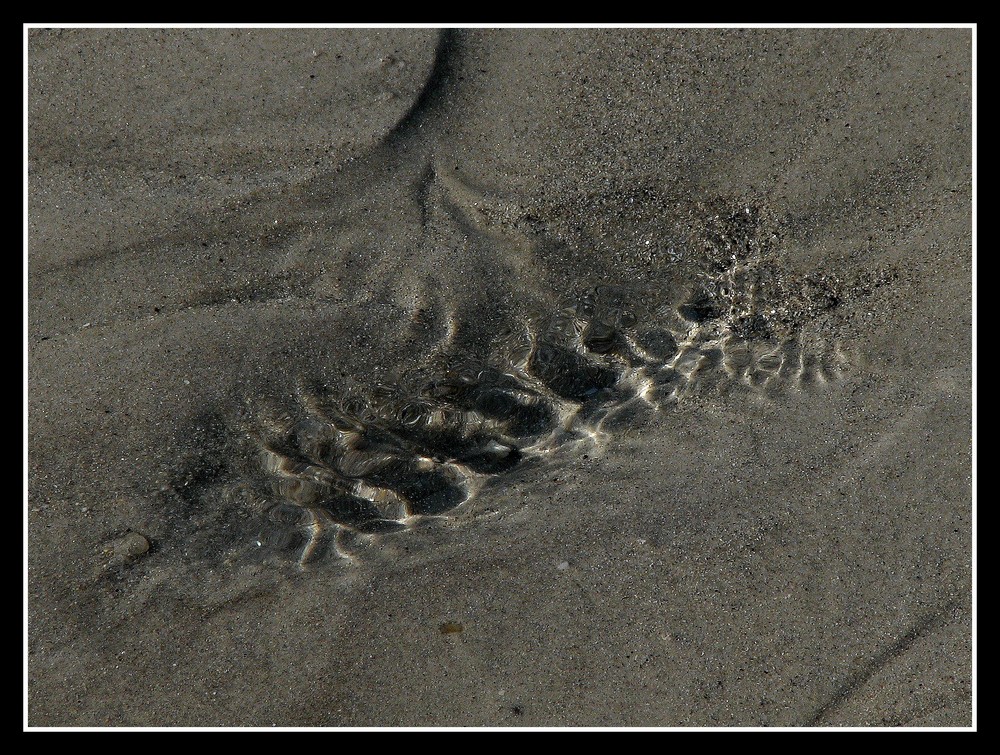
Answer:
104 532 150 562
557 561 570 570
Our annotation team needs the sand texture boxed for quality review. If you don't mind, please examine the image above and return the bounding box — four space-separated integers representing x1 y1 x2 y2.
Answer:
27 28 972 727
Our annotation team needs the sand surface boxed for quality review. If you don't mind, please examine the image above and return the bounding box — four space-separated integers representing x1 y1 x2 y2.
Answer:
27 27 972 727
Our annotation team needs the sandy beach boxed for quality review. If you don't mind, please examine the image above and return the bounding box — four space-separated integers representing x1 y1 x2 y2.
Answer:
27 27 973 727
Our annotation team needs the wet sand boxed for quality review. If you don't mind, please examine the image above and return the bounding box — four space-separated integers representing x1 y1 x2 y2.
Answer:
27 27 972 727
